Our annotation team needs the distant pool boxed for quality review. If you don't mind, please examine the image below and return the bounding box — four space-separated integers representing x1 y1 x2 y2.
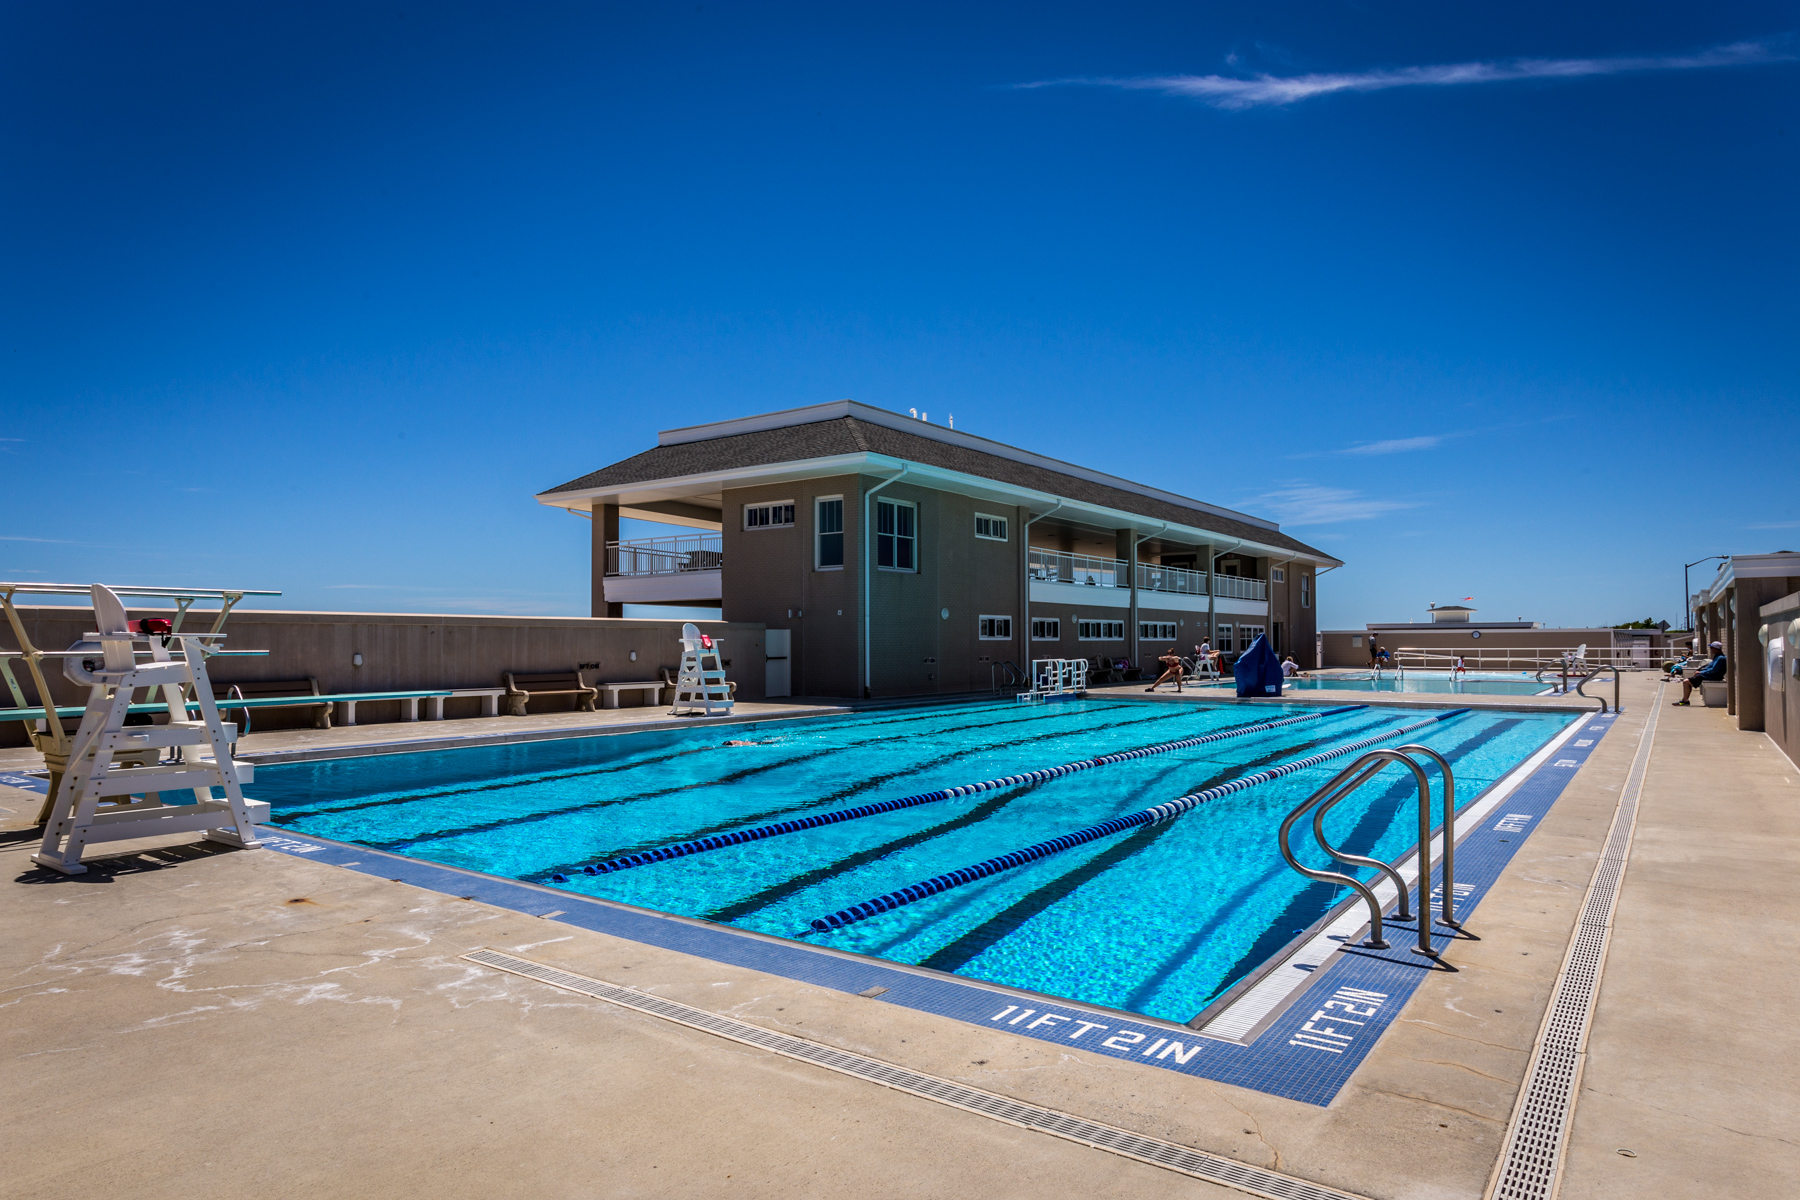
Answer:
1207 672 1555 697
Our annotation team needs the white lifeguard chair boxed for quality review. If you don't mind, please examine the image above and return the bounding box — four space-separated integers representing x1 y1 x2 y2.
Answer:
32 585 263 875
669 622 733 716
1018 657 1087 703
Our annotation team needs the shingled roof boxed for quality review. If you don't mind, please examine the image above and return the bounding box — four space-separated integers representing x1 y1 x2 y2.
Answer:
544 416 1336 562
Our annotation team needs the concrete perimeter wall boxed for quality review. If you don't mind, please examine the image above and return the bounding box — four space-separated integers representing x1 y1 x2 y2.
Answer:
1319 627 1672 669
1 606 767 748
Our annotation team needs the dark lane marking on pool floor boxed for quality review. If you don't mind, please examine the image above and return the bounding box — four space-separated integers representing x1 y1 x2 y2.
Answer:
278 701 1150 832
396 705 1214 867
254 711 1607 1106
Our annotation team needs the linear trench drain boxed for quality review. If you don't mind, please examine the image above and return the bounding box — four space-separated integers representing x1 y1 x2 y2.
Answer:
1488 683 1662 1200
462 948 1370 1200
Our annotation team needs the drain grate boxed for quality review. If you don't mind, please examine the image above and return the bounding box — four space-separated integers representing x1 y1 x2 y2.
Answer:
1488 690 1662 1200
463 947 1370 1200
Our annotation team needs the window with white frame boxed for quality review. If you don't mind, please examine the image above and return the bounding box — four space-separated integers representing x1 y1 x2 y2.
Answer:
1031 617 1060 641
1238 624 1266 649
1301 574 1311 608
978 615 1012 640
1216 624 1234 652
1077 619 1125 641
1270 567 1285 584
744 501 795 530
875 498 916 571
814 497 844 569
1139 622 1177 641
974 513 1008 542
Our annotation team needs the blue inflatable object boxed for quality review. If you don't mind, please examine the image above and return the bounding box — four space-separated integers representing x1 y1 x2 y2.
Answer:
1235 633 1284 697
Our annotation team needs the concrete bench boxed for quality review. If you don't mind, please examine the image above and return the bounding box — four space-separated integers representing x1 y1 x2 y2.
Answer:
1700 680 1728 708
597 681 663 709
331 690 461 726
214 678 332 729
421 688 507 720
504 671 597 717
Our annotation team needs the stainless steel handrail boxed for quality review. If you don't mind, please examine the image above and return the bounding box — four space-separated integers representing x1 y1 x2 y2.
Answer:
1393 742 1460 929
1278 746 1456 959
1572 664 1621 713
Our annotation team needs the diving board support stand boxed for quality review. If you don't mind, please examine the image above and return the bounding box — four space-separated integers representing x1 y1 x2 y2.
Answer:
669 622 733 716
32 585 263 876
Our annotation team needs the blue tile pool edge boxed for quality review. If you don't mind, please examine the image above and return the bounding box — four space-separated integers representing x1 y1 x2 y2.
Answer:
248 708 1618 1107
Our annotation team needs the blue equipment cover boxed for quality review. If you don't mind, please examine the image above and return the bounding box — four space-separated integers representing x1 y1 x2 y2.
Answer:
1235 633 1283 697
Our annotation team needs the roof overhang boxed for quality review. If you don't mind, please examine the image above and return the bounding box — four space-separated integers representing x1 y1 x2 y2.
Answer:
537 452 1343 568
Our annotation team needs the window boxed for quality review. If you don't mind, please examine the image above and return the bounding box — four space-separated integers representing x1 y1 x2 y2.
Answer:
978 615 1012 640
1270 567 1285 584
1139 622 1177 641
1077 620 1125 641
1239 624 1266 649
974 513 1008 542
1031 618 1061 641
1216 624 1234 652
1351 635 1363 648
876 498 916 571
744 501 795 530
815 497 844 569
1301 574 1311 609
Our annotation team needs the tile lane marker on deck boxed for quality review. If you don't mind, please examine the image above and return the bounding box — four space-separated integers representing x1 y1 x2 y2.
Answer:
1485 683 1663 1200
459 948 1373 1200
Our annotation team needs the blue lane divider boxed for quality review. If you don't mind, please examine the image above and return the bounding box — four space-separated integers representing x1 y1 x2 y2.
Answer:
553 705 1367 882
809 708 1470 932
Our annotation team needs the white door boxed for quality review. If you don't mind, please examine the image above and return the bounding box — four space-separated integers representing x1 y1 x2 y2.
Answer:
765 629 791 698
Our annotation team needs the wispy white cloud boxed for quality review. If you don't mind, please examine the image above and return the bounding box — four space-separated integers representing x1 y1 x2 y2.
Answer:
1019 39 1792 110
1233 484 1420 526
0 535 76 543
1747 520 1800 530
1339 436 1441 456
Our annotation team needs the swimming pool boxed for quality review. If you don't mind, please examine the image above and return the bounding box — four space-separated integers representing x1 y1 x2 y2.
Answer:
254 699 1576 1025
1222 672 1556 696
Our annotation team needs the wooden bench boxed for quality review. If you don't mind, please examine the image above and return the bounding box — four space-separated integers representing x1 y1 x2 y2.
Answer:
503 671 597 717
422 688 507 720
596 681 663 709
214 678 332 729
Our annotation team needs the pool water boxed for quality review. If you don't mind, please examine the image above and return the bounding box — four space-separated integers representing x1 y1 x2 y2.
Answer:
254 700 1575 1024
1215 672 1555 696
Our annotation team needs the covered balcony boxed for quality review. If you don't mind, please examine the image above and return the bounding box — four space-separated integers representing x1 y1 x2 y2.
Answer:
1028 547 1267 613
603 534 722 605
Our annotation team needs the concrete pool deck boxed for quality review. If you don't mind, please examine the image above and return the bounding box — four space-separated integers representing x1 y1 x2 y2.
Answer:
2 676 1795 1198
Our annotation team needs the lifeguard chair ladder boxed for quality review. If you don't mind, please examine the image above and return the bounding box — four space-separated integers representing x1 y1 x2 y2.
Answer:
32 585 263 875
670 622 733 716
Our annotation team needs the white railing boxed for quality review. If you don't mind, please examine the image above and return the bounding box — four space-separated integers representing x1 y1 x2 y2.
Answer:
1212 574 1267 601
1029 548 1125 589
1389 645 1672 671
1029 548 1269 601
606 534 723 577
1135 561 1208 597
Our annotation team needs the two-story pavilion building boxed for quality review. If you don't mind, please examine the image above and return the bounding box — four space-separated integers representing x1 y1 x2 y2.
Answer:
536 401 1341 699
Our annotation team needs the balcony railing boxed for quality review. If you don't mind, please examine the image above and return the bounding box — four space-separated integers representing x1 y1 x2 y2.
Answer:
1027 548 1268 601
1212 573 1267 601
1029 548 1125 589
606 534 723 577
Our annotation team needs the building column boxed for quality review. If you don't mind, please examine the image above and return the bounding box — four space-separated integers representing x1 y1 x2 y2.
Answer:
592 503 622 618
1119 529 1138 671
1205 542 1216 649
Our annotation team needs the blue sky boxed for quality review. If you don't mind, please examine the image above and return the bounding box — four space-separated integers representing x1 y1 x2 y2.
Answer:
3 2 1795 630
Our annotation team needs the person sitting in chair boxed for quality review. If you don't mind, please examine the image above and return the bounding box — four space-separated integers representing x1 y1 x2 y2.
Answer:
1673 642 1728 705
1146 649 1187 693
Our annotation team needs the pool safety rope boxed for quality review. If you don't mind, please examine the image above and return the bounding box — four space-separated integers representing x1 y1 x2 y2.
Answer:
809 708 1469 932
553 705 1367 882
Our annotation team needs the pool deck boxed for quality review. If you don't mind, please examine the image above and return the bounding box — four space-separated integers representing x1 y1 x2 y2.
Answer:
3 677 1795 1198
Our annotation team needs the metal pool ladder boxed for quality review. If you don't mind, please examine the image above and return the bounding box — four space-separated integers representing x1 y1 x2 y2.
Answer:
1277 745 1459 958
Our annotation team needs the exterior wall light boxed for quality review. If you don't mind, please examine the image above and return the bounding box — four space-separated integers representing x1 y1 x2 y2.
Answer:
352 653 364 666
941 608 950 619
